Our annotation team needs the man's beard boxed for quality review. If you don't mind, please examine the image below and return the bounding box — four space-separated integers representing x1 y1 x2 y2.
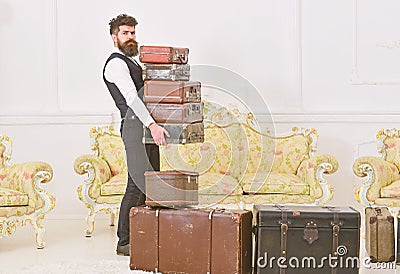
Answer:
117 38 139 57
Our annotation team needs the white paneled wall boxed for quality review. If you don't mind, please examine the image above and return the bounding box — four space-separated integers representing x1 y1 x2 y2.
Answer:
1 0 400 218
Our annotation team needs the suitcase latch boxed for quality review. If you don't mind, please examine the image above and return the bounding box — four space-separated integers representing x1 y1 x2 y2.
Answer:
303 220 319 245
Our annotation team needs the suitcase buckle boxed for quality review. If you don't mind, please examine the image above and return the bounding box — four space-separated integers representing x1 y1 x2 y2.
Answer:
303 220 319 245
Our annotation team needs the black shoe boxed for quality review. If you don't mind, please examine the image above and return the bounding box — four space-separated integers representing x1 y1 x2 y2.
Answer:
116 244 130 256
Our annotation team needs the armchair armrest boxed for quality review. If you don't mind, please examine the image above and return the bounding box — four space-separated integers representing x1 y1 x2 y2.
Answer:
0 161 52 192
74 155 112 184
297 154 338 204
74 155 112 201
353 156 400 203
0 161 55 212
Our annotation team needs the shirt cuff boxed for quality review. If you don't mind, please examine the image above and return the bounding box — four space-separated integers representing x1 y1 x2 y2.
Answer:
144 117 156 128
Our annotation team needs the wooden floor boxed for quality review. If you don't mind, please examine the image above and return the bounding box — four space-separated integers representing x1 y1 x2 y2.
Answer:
0 218 398 273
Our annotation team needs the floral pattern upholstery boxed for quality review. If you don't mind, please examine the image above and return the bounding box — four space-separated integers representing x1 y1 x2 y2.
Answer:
73 126 127 236
354 129 400 206
0 134 55 248
160 102 337 207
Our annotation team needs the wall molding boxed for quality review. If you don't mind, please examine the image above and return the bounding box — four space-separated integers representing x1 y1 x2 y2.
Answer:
351 0 400 86
0 113 117 126
2 112 400 126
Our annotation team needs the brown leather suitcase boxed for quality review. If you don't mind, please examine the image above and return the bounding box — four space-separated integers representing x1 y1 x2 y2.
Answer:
365 207 395 262
144 170 199 207
143 122 204 144
143 80 201 103
139 45 189 64
254 205 360 274
129 206 253 273
147 102 203 124
142 63 190 81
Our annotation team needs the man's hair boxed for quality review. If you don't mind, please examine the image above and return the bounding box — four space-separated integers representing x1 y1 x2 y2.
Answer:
109 14 138 35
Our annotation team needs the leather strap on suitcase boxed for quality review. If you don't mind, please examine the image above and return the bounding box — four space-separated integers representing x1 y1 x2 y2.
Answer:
153 208 218 274
280 210 288 274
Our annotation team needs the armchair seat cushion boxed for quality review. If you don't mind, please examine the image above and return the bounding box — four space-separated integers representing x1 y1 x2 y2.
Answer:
0 186 29 206
100 175 127 196
240 173 310 195
199 173 242 195
380 180 400 198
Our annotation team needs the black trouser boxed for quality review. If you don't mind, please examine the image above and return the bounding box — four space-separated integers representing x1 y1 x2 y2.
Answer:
117 114 159 246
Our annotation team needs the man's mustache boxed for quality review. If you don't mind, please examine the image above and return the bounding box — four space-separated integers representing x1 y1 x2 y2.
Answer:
124 39 138 46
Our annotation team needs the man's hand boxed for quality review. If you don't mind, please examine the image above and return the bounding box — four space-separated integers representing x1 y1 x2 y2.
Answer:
149 123 170 146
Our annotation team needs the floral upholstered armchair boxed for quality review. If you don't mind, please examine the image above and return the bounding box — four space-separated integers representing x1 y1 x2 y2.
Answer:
74 126 127 237
354 128 400 206
160 101 338 208
0 134 55 248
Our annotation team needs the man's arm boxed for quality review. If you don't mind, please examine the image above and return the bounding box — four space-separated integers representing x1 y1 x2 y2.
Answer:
104 58 169 145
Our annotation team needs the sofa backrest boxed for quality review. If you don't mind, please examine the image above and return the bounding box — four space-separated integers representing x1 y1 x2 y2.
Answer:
160 101 318 179
377 128 400 170
160 123 243 178
90 126 128 177
241 126 316 176
0 134 12 169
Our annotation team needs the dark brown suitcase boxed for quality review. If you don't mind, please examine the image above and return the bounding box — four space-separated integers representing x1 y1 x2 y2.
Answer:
139 45 189 64
143 122 204 144
365 207 395 262
142 63 190 81
147 102 203 124
143 80 201 103
254 205 360 274
130 207 253 273
144 170 199 207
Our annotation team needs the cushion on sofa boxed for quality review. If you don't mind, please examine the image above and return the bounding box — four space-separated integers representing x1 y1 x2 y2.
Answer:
380 180 400 198
0 186 29 206
198 172 242 195
240 173 310 195
100 174 127 196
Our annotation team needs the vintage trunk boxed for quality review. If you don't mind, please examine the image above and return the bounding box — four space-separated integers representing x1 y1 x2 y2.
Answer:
144 170 199 207
254 205 360 274
139 45 189 64
146 102 203 124
143 122 204 144
365 207 395 262
142 63 190 81
130 207 253 274
143 80 201 103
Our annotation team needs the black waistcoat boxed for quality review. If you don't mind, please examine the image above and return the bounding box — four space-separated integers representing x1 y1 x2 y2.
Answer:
103 52 144 118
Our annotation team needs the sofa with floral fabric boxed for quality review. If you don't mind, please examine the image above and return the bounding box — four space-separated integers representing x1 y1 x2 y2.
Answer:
0 134 55 248
74 125 128 237
354 128 400 207
160 101 338 208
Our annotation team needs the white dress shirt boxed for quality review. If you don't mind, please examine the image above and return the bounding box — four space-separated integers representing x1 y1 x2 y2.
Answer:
104 48 155 128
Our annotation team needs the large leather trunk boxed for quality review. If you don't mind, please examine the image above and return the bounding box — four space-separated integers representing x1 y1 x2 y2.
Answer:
143 80 201 103
254 205 360 274
142 63 190 81
143 122 204 144
144 170 199 207
147 102 203 124
139 45 189 64
365 207 395 262
129 206 253 274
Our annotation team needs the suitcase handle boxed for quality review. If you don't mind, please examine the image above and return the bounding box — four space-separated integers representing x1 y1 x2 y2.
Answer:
174 50 187 63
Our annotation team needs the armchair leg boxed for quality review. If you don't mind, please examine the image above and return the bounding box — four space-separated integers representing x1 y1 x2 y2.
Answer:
110 212 115 227
85 206 95 237
31 217 46 249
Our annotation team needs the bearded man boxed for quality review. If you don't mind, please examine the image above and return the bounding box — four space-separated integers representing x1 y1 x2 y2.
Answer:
103 14 169 256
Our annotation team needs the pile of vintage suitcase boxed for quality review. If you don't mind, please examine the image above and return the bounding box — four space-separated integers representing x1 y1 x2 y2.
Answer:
139 45 204 208
129 46 363 273
140 45 204 145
